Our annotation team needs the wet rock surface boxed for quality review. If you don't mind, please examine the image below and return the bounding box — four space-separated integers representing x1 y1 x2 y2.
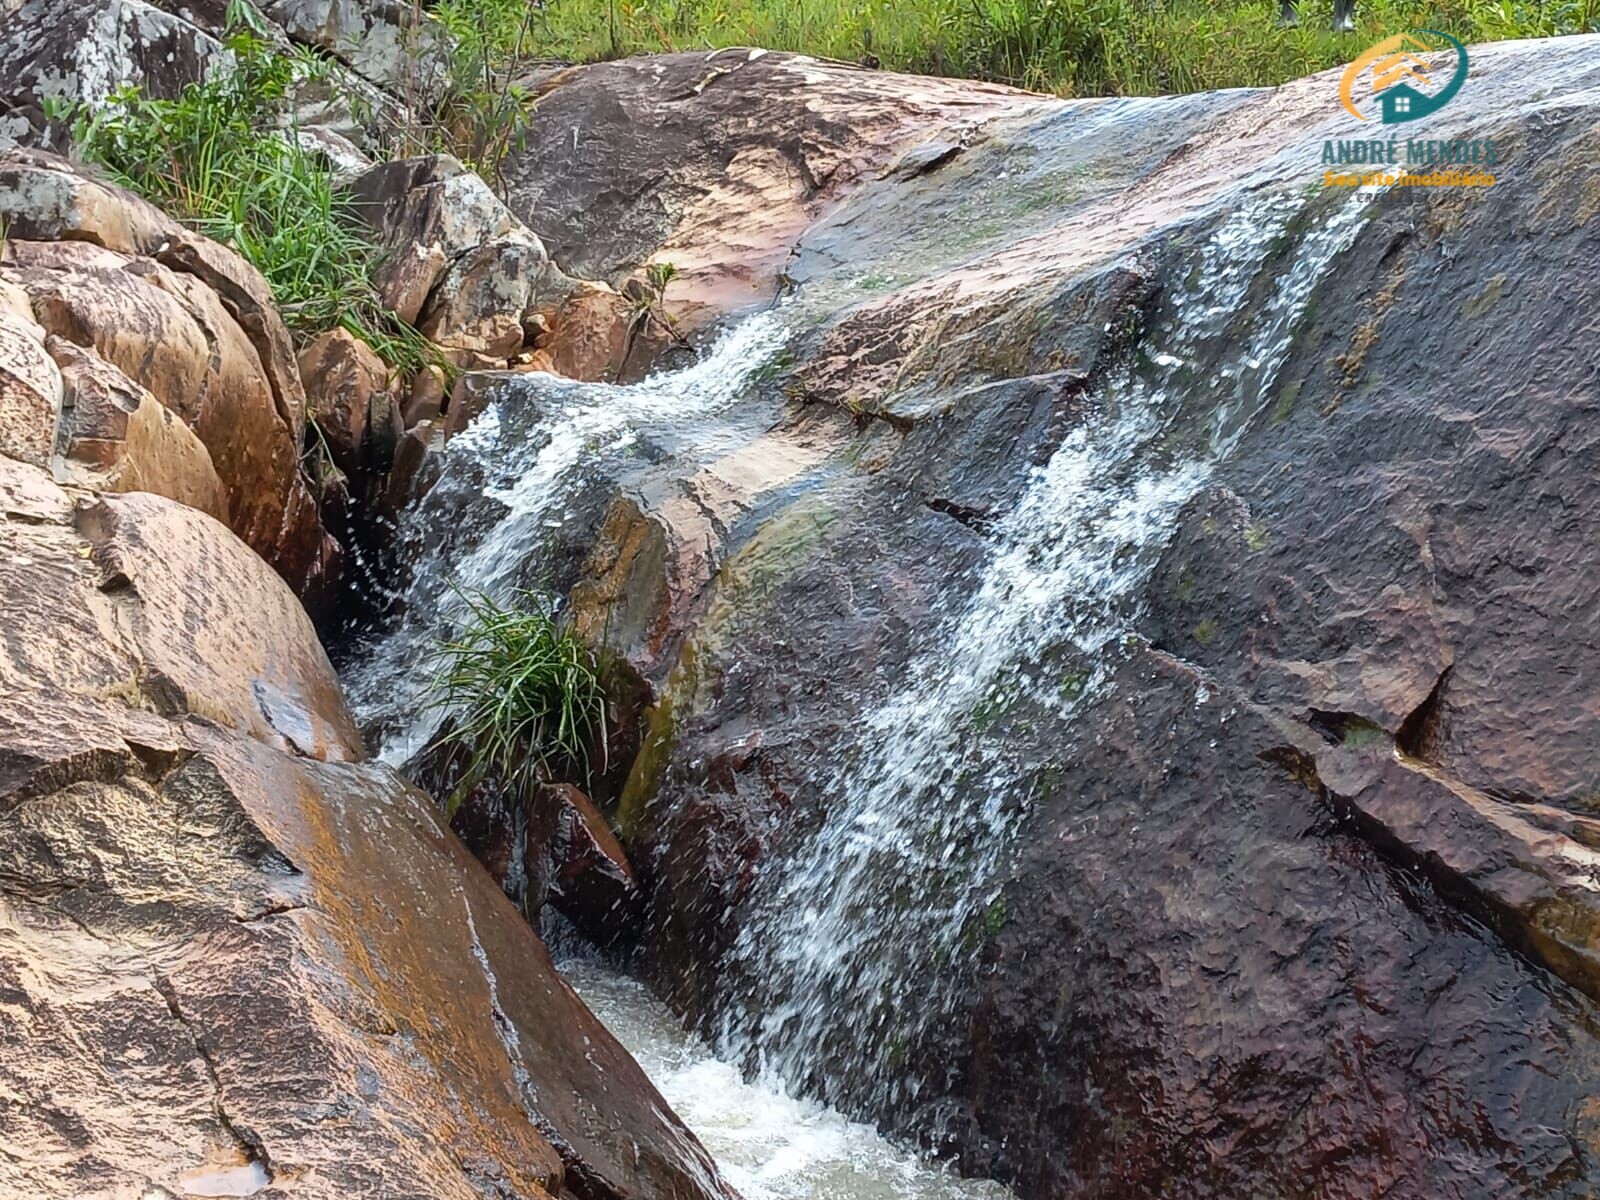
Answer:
0 453 737 1200
504 50 1049 331
478 34 1600 1200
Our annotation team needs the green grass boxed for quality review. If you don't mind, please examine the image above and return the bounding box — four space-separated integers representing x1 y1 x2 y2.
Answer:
516 0 1600 96
428 589 609 809
67 1 430 373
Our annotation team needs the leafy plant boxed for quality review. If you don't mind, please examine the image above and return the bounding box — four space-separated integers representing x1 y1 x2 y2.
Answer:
427 588 609 811
68 0 431 373
427 0 543 186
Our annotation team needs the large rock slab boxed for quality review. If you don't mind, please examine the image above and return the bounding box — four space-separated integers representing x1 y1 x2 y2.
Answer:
0 150 334 596
537 34 1600 1200
0 453 736 1200
503 50 1049 331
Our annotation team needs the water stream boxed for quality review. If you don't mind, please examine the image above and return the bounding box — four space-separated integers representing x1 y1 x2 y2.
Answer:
563 955 1012 1200
342 176 1381 1193
715 186 1380 1113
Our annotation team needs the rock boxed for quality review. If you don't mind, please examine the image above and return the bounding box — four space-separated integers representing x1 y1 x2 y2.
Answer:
0 451 737 1200
404 362 447 428
259 0 445 94
420 230 559 362
531 782 642 948
0 0 422 153
347 155 576 366
48 334 229 520
503 50 1049 329
0 0 222 116
535 279 635 382
0 307 59 465
379 239 449 324
539 35 1600 1200
0 150 332 596
298 328 385 476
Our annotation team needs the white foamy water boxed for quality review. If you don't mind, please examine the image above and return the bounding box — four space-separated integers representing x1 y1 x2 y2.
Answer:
562 958 1014 1200
717 186 1382 1110
343 311 790 763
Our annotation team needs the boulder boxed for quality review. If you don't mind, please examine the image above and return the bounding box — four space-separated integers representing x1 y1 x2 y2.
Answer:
0 0 222 118
346 155 578 367
0 452 737 1200
531 782 642 948
0 0 421 153
259 0 445 95
49 334 230 520
0 150 333 596
0 306 59 465
297 328 386 477
535 279 635 382
503 50 1050 329
538 35 1600 1200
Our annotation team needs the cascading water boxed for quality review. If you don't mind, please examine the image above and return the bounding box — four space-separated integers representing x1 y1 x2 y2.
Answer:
343 311 790 764
340 301 1013 1200
714 186 1382 1113
341 157 1381 1192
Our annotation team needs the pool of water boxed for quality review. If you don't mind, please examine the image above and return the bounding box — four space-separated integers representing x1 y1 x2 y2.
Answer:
559 958 1015 1200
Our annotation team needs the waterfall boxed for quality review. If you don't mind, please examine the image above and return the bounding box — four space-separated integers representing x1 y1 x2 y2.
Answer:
342 311 791 762
340 169 1385 1166
714 186 1381 1112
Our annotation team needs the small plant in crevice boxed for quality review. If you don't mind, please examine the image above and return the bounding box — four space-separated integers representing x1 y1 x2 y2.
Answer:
426 588 609 815
66 0 431 375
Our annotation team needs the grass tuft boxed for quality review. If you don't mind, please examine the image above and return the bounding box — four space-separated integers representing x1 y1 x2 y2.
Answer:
427 588 609 810
67 0 432 373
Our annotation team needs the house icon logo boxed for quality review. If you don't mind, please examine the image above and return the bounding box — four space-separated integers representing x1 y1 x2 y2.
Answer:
1339 29 1469 124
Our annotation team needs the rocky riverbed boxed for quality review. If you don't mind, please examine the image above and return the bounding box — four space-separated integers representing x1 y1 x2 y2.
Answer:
4 5 1600 1197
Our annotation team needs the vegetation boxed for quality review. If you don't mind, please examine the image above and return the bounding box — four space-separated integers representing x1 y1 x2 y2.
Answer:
429 0 542 182
513 0 1600 97
428 589 609 809
67 0 430 372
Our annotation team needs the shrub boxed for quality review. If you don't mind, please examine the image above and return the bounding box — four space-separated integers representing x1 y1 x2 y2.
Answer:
67 0 430 372
427 589 609 809
426 0 542 185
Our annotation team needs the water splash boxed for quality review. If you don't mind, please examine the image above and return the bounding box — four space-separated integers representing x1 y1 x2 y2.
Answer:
716 186 1380 1111
342 312 791 761
563 956 1014 1200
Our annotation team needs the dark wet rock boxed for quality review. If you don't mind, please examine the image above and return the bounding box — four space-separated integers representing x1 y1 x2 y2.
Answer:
533 782 643 948
548 35 1600 1200
0 451 738 1200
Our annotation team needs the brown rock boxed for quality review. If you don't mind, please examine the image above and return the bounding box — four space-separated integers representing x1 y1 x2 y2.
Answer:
347 155 574 362
48 335 229 520
0 451 737 1200
403 362 447 427
504 50 1047 331
0 150 330 595
379 238 449 324
539 280 634 382
297 328 385 475
0 308 59 465
532 782 642 947
418 232 558 361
